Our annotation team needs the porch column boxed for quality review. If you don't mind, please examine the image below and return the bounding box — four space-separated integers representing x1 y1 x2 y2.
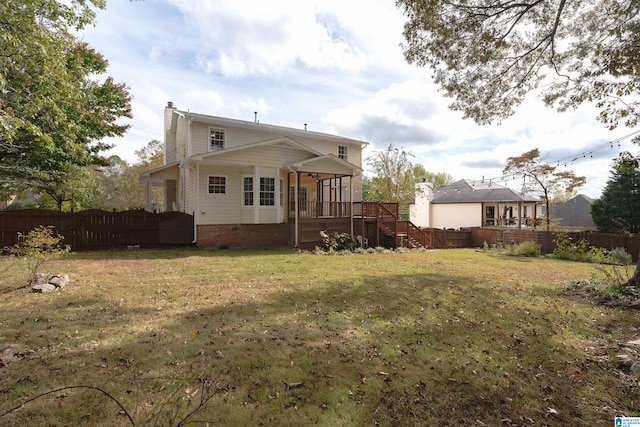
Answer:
518 201 522 229
276 168 283 223
295 171 299 247
349 175 354 236
145 178 152 212
253 166 260 224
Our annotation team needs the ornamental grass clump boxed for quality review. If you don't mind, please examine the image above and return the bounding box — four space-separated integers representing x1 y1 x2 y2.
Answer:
508 240 541 257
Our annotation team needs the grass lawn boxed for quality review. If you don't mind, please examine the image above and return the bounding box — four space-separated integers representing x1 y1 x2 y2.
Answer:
0 247 638 426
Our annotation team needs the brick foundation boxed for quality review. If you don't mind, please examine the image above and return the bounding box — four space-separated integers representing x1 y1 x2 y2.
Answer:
196 223 294 248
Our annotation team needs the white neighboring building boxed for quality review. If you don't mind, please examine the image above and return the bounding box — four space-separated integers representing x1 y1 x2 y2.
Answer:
410 179 541 230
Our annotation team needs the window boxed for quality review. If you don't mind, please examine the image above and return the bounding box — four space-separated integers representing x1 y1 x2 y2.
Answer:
260 177 275 206
208 176 226 195
279 179 284 207
243 177 254 206
209 127 225 151
338 145 348 161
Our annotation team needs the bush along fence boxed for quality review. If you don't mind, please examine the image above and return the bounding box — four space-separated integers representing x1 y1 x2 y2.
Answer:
421 228 639 262
470 228 639 262
0 209 194 251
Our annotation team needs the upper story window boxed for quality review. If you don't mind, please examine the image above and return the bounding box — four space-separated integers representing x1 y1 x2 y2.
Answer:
208 175 227 195
338 145 348 161
209 127 225 151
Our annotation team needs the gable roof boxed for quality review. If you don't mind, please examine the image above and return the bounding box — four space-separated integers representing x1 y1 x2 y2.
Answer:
174 109 369 148
286 153 362 175
431 179 539 203
189 136 322 161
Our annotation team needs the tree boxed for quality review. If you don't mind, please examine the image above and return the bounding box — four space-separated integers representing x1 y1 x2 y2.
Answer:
365 144 416 219
591 156 640 234
1 0 132 207
36 165 96 212
412 165 453 191
365 144 415 202
91 140 164 211
503 149 586 230
397 0 640 129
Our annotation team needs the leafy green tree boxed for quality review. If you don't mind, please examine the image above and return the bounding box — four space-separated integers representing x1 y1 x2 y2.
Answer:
503 149 586 230
365 144 415 203
591 155 640 234
397 0 640 129
0 0 131 207
366 144 426 220
36 165 96 212
412 164 453 191
91 140 164 211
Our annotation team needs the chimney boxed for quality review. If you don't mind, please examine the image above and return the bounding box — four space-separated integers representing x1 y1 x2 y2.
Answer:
167 101 174 108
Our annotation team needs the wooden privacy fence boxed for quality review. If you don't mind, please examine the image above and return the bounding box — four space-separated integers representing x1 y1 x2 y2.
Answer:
426 228 639 262
0 209 194 251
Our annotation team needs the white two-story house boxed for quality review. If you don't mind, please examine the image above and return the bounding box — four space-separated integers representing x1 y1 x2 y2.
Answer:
141 103 368 248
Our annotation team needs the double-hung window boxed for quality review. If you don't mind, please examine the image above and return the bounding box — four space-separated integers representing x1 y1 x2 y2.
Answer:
208 176 226 195
243 177 254 206
209 127 225 151
338 145 348 161
260 177 275 206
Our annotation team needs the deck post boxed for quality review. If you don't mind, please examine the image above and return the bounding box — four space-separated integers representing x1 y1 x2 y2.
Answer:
295 171 299 247
350 176 354 237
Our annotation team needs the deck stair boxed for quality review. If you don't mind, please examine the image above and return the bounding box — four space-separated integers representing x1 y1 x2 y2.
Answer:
369 202 429 249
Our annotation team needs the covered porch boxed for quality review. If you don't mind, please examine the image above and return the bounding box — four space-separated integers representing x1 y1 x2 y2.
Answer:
286 154 362 248
482 201 540 228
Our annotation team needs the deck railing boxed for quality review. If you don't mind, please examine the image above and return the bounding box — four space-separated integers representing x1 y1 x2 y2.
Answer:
296 202 351 219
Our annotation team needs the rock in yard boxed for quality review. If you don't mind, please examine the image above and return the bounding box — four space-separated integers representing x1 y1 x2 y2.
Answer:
32 283 57 293
33 273 49 284
631 362 640 379
616 353 636 369
49 274 69 288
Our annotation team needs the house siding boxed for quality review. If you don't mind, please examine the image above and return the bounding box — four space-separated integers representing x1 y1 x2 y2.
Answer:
183 166 196 215
431 203 481 229
189 121 363 169
197 165 288 225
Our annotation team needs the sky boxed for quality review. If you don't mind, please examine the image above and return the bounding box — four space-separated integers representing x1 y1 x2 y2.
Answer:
78 0 640 199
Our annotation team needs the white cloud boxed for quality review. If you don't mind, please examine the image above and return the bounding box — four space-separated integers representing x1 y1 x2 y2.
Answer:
170 0 369 77
76 0 633 198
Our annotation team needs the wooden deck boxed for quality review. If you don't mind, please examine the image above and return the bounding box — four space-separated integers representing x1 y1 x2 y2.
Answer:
295 201 429 249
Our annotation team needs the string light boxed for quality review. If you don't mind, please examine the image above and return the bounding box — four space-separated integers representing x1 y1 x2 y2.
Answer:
436 130 640 192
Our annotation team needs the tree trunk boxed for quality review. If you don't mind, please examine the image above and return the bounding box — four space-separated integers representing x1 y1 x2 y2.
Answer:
625 256 640 287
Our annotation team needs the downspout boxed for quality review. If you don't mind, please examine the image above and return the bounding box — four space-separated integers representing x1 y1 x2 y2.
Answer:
193 162 199 244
